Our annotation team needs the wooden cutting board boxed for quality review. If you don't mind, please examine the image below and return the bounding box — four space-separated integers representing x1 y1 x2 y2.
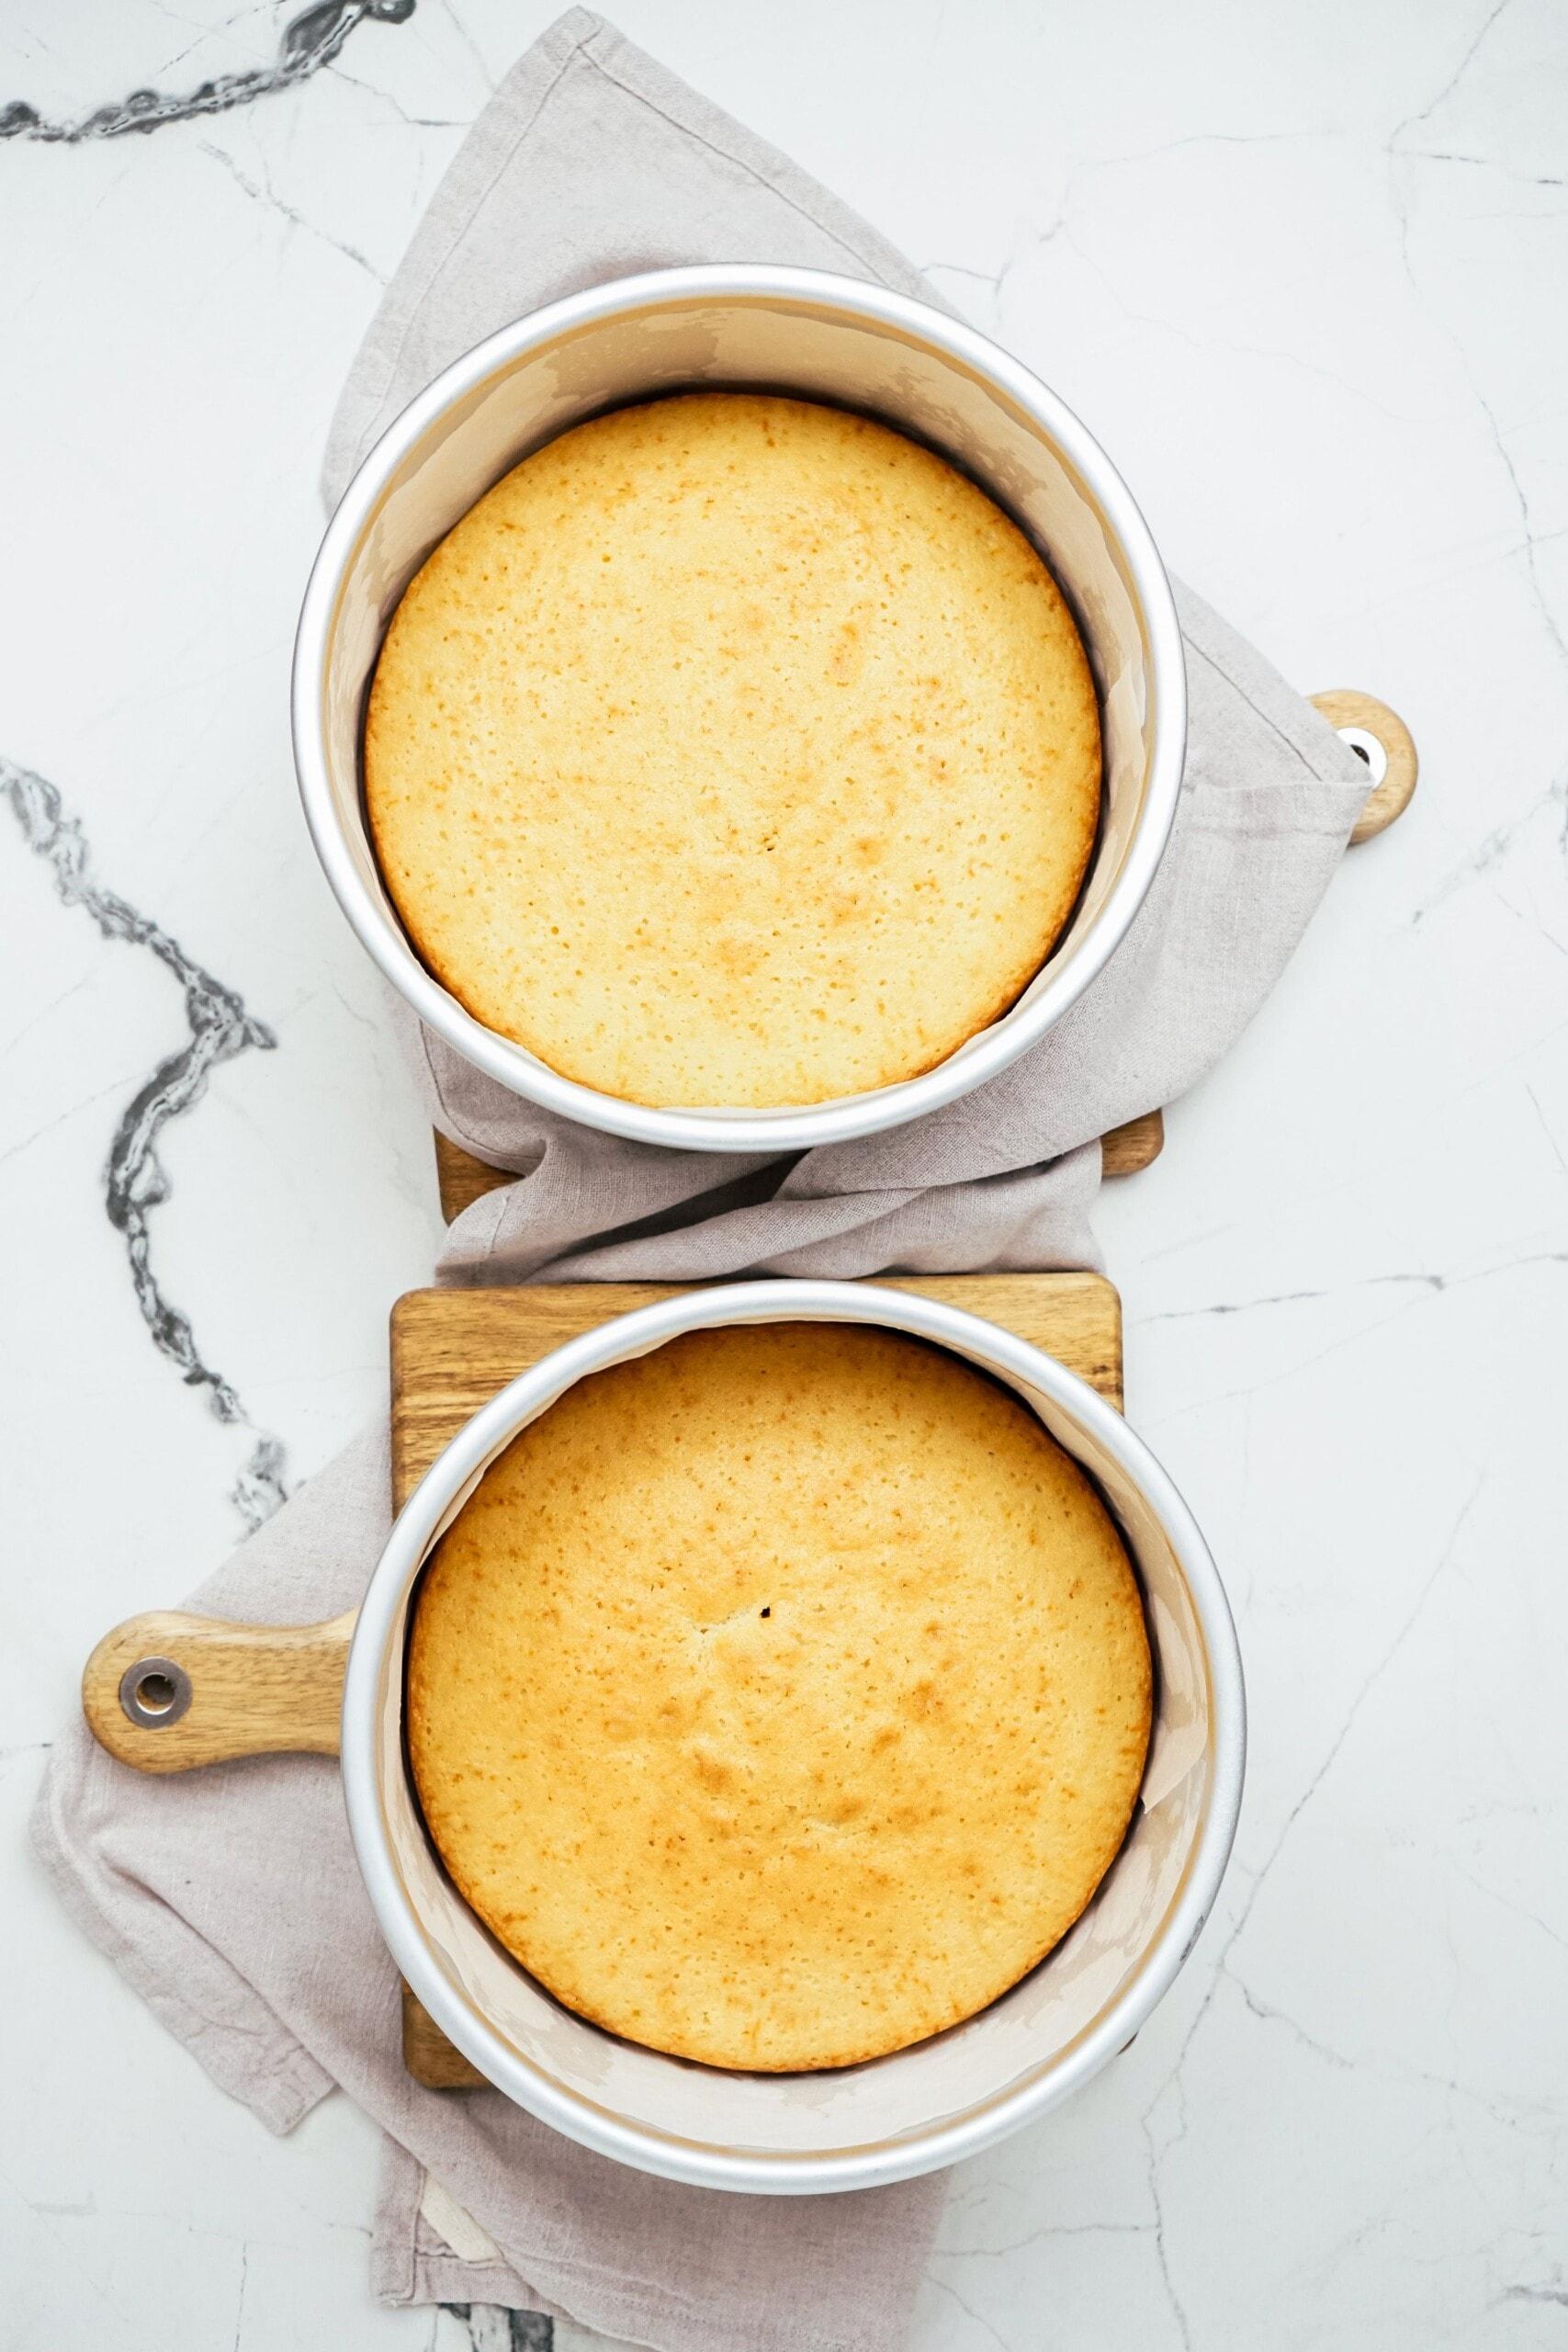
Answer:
389 1267 1123 2086
86 688 1416 2088
389 1272 1123 1502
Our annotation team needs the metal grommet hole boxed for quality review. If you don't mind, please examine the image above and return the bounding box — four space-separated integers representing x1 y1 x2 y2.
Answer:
1335 724 1389 788
119 1656 193 1729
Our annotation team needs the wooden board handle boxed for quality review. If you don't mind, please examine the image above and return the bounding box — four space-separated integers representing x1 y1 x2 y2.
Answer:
1311 689 1418 844
81 1609 356 1775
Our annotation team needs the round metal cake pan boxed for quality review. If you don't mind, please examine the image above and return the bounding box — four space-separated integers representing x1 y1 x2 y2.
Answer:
340 1278 1244 2194
294 264 1187 1153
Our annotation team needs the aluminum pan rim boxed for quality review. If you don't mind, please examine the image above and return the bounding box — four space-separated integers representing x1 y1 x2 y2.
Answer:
341 1279 1245 2194
293 264 1188 1154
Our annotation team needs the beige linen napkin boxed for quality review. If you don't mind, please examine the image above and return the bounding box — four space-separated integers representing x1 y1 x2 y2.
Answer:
36 12 1373 2348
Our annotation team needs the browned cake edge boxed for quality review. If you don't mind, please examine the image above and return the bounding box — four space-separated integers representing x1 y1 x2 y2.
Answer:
363 394 1103 1110
404 1336 1152 2074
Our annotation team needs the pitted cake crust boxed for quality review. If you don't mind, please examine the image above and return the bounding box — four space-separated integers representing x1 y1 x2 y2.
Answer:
408 1324 1151 2072
366 392 1100 1109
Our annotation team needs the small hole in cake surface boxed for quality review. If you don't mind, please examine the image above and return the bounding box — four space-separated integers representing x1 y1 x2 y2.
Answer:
761 1606 772 1618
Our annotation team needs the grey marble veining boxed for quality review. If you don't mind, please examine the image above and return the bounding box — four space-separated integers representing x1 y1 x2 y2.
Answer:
2 756 288 1528
444 2307 554 2352
0 0 416 145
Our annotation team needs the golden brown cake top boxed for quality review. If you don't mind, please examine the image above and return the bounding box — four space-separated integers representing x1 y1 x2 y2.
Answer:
408 1323 1151 2072
366 392 1100 1110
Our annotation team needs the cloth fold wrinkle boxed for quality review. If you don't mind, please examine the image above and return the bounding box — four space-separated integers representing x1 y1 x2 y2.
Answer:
38 11 1371 2352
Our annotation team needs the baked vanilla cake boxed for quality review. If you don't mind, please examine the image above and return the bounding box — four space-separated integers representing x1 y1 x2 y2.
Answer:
407 1324 1151 2073
366 391 1100 1109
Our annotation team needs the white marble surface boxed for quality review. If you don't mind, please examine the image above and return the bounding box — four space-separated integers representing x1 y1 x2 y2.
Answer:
2 1 1564 2346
